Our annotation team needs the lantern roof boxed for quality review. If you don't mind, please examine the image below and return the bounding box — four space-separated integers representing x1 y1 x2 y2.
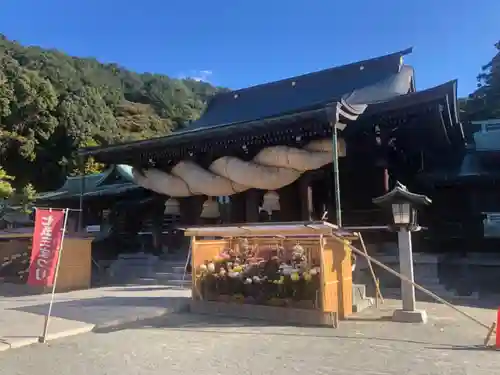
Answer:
372 181 432 207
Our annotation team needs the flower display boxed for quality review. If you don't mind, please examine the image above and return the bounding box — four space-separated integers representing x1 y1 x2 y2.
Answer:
195 240 321 309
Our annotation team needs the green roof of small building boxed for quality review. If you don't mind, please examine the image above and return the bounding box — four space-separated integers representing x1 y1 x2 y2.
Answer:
36 166 140 202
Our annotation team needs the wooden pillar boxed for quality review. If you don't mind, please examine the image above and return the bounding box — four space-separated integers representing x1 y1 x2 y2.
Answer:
312 177 327 220
276 182 300 221
229 193 246 223
150 196 167 255
174 196 205 251
245 189 260 223
299 174 313 221
179 196 205 226
383 167 390 193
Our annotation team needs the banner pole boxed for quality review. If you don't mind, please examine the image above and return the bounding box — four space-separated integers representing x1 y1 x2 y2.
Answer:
39 208 70 344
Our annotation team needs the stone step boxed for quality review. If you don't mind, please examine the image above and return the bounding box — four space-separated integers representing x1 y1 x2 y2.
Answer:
133 277 192 288
352 297 374 313
145 272 192 281
352 284 367 304
154 265 188 273
352 283 373 313
385 286 463 301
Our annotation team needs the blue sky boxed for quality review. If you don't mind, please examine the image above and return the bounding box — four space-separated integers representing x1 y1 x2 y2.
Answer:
0 0 498 97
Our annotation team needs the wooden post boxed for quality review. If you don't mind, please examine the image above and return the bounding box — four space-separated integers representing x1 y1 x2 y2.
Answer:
229 193 246 223
78 155 86 231
299 174 313 221
357 232 384 306
245 189 260 223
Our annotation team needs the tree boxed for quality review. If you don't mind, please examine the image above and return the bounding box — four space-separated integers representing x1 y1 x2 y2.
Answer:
15 183 36 214
0 33 225 192
0 166 14 199
465 41 500 120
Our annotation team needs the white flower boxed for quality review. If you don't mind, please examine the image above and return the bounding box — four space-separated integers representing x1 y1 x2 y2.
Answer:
252 276 261 283
310 267 320 276
207 263 215 273
244 278 252 284
280 265 293 275
281 265 301 275
228 272 239 278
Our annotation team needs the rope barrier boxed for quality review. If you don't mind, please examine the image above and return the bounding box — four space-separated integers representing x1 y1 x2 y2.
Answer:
329 235 493 331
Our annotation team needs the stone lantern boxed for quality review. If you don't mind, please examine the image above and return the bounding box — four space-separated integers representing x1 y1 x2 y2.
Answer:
372 181 432 323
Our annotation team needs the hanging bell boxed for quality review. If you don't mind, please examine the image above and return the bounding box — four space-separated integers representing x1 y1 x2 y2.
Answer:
262 191 280 214
164 198 180 215
200 198 220 219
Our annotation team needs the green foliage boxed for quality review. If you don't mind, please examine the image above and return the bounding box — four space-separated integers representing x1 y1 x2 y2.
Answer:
0 166 14 199
69 156 105 176
464 41 500 120
0 34 223 192
16 183 36 214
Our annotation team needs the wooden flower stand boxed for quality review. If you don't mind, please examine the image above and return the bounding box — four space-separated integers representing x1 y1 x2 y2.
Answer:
184 221 355 328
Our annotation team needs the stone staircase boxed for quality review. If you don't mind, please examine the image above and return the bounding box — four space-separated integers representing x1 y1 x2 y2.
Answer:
101 253 374 313
104 253 191 288
352 283 374 313
135 260 192 288
356 254 482 302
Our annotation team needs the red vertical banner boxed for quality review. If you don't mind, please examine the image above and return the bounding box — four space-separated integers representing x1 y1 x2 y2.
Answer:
27 209 66 287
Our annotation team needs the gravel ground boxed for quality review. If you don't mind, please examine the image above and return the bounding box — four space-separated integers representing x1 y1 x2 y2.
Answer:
1 310 498 375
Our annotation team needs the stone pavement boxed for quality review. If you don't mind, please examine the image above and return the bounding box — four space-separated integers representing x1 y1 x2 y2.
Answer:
0 299 499 375
0 284 190 351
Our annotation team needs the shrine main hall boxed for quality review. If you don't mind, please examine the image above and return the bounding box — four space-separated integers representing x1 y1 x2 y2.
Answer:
78 48 463 243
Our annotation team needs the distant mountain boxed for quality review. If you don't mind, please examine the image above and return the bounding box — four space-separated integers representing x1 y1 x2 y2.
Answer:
0 34 227 191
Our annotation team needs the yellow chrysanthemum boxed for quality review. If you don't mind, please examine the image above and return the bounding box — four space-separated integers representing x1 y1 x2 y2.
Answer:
233 265 243 273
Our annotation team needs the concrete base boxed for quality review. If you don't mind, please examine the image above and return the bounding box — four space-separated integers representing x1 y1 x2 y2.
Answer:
392 309 428 324
190 300 341 328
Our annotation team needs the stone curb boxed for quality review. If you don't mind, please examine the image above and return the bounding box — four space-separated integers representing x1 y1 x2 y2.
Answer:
0 302 190 352
0 326 95 352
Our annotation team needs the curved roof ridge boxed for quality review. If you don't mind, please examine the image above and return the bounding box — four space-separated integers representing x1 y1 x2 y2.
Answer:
189 48 413 131
217 48 413 98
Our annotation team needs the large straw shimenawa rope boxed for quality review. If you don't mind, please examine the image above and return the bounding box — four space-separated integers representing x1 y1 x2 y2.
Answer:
118 65 414 198
127 137 346 197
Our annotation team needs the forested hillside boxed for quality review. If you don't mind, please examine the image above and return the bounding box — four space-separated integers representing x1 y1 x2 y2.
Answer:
462 41 500 122
0 34 225 196
1 34 499 203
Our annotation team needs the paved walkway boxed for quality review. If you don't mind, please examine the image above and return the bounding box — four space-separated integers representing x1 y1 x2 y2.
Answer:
1 299 499 374
0 281 498 357
0 284 190 351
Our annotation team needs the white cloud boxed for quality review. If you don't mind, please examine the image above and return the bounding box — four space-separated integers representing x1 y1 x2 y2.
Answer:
179 70 213 83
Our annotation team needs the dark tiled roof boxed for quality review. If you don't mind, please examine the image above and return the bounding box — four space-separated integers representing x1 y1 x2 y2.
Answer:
79 79 461 165
186 48 413 130
79 48 467 164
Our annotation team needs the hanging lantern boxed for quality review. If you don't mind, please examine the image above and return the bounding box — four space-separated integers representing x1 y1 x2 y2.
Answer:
200 198 220 219
262 191 280 214
164 198 180 215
